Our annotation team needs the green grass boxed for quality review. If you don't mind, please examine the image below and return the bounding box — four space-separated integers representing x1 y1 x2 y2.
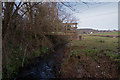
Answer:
89 32 119 36
68 35 118 52
67 35 119 67
33 49 41 57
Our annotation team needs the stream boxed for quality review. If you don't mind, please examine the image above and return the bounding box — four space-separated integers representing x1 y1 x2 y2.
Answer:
15 46 65 80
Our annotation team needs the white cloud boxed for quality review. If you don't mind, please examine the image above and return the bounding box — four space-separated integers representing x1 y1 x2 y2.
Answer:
75 2 118 30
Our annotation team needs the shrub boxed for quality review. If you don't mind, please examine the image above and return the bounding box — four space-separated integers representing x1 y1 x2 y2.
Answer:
41 46 48 53
99 40 105 43
33 50 41 57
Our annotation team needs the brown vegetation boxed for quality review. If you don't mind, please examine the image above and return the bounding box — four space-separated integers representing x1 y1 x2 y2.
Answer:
2 2 69 79
60 47 119 78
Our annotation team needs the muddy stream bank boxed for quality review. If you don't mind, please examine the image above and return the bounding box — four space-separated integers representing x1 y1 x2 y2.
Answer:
15 45 66 80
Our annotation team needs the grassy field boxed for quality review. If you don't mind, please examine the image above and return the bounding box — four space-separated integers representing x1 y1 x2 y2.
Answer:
60 34 120 78
68 35 119 60
69 35 118 52
88 32 119 36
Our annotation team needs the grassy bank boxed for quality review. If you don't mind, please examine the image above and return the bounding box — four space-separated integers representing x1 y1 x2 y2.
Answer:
60 35 120 78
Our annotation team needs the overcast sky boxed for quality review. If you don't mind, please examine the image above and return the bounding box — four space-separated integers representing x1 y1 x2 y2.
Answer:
65 2 118 30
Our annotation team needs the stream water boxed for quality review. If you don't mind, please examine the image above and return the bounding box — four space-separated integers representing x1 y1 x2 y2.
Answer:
15 46 65 80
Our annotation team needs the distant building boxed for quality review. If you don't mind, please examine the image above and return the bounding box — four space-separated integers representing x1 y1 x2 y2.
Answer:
77 28 98 34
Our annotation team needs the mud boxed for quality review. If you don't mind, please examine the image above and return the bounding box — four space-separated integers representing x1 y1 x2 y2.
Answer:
60 47 119 78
